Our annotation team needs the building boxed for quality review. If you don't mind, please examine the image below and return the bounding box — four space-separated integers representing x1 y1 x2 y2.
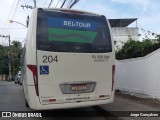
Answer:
109 18 139 50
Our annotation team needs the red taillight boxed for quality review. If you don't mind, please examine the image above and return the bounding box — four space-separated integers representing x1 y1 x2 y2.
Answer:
49 99 56 102
27 65 39 96
112 65 115 91
99 95 106 98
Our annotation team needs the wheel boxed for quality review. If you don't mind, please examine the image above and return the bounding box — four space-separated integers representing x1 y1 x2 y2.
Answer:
25 100 29 108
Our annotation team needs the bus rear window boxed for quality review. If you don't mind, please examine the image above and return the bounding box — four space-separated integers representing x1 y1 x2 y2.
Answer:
36 9 112 53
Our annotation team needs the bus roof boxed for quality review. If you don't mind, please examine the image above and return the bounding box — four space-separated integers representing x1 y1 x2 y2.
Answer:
36 8 103 17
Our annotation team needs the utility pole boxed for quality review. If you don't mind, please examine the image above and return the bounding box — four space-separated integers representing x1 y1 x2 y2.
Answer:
33 0 37 8
21 5 33 9
21 0 36 9
8 35 11 82
0 35 12 81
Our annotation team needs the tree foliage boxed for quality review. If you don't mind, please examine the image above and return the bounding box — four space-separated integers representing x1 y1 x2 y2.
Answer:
10 41 22 76
116 36 160 60
0 45 9 74
0 40 22 77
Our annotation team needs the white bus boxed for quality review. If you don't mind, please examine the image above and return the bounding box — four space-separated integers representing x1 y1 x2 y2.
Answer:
21 8 115 110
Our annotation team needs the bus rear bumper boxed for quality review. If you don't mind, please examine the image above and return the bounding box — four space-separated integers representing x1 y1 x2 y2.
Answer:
26 86 114 110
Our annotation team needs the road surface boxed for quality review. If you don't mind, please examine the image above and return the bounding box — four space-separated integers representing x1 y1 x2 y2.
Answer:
0 80 120 120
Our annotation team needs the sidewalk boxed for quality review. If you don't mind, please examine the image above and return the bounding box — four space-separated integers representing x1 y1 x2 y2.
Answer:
99 92 160 120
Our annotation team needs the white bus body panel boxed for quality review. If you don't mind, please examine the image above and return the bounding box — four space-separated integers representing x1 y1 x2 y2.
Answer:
37 51 114 105
23 9 38 103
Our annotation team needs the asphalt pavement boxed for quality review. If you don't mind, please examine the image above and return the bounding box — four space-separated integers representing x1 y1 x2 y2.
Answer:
0 80 160 120
0 80 120 120
99 91 160 120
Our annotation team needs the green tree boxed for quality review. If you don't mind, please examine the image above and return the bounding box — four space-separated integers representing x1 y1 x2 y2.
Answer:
116 36 160 60
155 35 160 43
10 41 22 77
0 45 9 80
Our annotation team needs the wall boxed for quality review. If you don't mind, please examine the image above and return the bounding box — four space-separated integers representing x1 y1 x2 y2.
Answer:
0 75 7 80
115 48 160 99
112 27 139 50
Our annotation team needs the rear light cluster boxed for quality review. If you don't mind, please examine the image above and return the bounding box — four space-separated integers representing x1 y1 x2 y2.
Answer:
49 99 56 102
99 95 107 98
112 65 115 91
27 65 39 96
42 99 56 103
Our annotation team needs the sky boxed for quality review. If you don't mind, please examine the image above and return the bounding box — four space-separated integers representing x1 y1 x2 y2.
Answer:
0 0 160 46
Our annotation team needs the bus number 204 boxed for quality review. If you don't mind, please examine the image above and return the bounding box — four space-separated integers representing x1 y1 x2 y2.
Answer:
43 55 58 63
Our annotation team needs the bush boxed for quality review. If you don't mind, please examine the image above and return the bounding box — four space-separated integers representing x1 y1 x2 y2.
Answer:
116 37 160 60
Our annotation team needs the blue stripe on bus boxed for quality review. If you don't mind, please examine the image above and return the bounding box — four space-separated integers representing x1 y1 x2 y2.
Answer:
47 17 99 31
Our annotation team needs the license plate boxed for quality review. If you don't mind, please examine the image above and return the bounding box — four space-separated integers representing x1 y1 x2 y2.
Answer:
71 84 87 91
